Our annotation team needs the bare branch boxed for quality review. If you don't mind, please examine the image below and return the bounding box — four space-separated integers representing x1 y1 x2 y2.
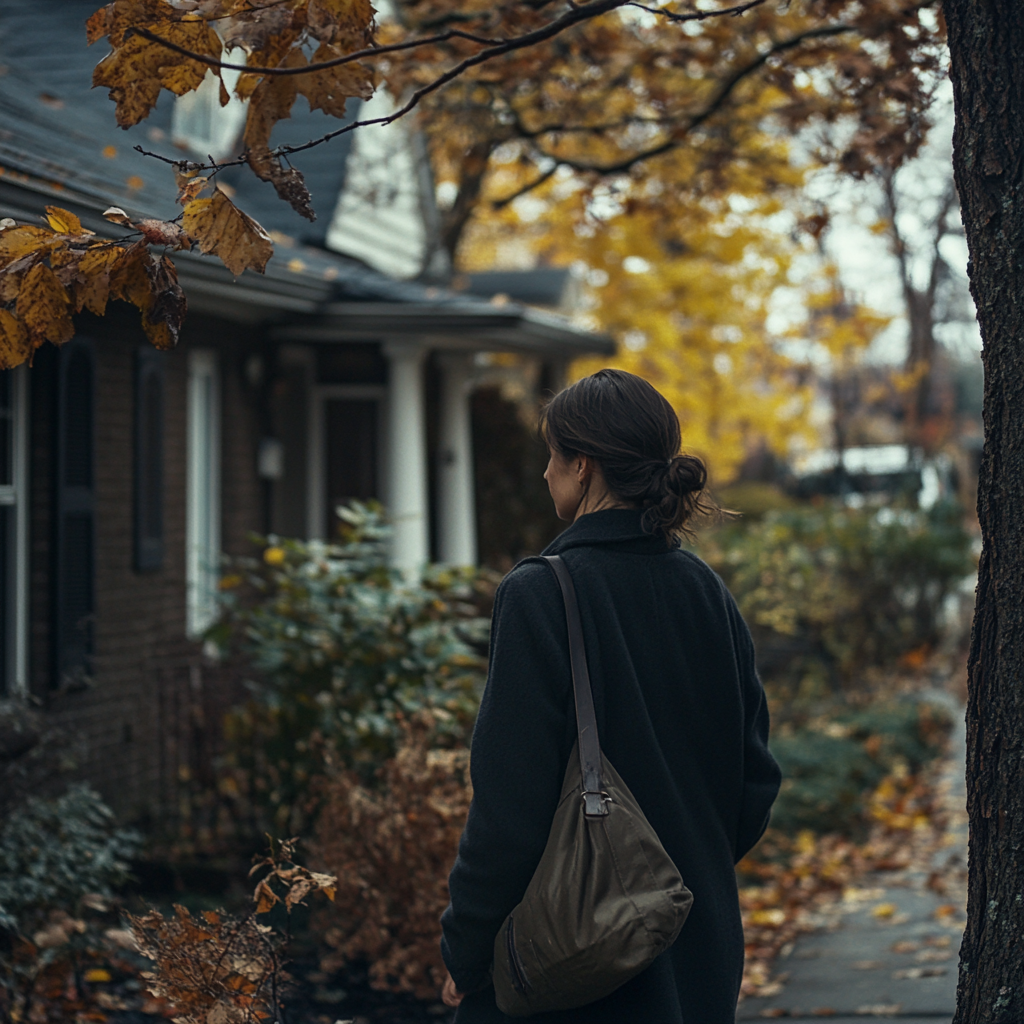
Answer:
492 163 560 207
626 0 769 24
525 20 856 176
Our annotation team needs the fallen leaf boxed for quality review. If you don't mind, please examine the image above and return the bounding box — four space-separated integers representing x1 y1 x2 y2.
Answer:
84 968 112 983
871 902 896 918
102 144 117 158
17 262 74 345
182 190 273 276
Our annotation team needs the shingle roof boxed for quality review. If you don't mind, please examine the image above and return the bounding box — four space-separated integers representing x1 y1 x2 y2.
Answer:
0 0 613 355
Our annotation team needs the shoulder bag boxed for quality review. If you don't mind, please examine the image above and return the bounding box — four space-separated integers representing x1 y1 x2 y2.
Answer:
491 554 694 1017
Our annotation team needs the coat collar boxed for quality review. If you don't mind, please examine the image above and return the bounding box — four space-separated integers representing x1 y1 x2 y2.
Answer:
542 508 673 556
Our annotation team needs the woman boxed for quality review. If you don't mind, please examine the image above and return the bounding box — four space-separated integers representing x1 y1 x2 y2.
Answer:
440 369 781 1023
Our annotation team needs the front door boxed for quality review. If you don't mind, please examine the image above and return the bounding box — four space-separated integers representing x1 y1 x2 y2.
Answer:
324 398 378 539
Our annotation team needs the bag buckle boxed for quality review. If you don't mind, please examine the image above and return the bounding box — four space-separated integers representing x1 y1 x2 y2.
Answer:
582 790 611 817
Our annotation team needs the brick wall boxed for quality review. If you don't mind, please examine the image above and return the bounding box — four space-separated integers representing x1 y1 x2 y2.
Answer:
28 309 267 824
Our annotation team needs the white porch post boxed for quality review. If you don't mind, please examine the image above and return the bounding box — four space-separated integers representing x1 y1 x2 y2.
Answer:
383 340 430 573
437 353 477 566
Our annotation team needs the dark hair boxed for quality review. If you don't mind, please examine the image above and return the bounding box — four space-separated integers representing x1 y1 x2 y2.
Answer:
540 368 714 543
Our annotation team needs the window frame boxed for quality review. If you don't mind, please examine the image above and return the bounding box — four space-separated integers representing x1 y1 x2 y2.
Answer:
186 349 221 638
0 366 29 694
134 345 165 572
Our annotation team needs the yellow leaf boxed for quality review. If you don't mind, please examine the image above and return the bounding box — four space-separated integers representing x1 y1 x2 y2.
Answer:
0 225 55 268
17 263 74 345
749 908 786 927
84 968 112 984
298 43 375 120
176 174 209 206
181 190 273 277
126 175 144 190
871 902 897 918
45 207 86 236
102 144 117 159
0 309 31 370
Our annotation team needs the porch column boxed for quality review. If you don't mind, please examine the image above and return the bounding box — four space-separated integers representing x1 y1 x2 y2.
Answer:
437 353 477 566
383 340 430 573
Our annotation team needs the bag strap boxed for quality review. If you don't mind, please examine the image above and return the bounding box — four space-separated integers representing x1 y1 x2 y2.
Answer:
541 555 609 818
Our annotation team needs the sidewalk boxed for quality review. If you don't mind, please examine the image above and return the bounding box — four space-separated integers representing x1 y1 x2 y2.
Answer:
737 694 967 1023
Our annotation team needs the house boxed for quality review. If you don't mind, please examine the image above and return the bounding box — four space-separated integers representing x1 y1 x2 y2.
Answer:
0 0 613 819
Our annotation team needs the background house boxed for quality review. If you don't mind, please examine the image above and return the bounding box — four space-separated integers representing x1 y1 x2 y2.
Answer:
0 0 612 819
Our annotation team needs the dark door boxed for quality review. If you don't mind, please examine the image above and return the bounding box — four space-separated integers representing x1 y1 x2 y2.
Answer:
325 398 378 538
54 338 95 688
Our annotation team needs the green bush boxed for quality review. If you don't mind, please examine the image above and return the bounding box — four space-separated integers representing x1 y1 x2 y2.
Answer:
210 503 491 833
0 784 140 932
768 700 953 833
701 501 974 691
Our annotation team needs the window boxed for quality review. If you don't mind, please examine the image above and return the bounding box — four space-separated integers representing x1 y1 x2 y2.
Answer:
54 339 95 689
186 350 220 637
0 366 28 694
171 55 248 162
135 346 165 572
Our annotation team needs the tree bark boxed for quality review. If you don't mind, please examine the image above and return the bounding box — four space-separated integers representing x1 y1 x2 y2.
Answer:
945 2 1024 1021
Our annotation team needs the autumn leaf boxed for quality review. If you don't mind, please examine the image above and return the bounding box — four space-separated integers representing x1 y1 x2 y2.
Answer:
72 245 125 316
175 174 210 205
182 190 273 276
298 43 375 120
92 16 223 126
143 254 187 349
103 207 134 227
0 309 32 370
0 251 47 303
17 263 74 346
136 218 191 250
45 206 92 238
0 225 55 268
307 0 376 47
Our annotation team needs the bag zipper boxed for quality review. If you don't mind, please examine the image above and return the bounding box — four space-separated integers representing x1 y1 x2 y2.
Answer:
506 913 530 995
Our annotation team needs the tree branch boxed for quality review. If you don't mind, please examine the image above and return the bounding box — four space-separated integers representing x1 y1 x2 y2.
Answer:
518 20 856 178
626 0 769 24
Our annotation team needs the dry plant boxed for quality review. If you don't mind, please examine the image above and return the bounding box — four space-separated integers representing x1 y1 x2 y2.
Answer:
128 838 336 1024
311 712 471 999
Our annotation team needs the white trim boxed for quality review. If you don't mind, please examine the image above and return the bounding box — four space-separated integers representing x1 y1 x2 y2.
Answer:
186 350 221 638
0 367 29 693
307 384 387 541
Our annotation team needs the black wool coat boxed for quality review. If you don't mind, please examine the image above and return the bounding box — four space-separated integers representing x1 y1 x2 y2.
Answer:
441 509 781 1024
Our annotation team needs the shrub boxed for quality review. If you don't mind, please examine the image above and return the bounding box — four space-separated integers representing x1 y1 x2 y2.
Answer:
768 699 953 834
701 501 974 691
210 503 491 835
310 713 471 1000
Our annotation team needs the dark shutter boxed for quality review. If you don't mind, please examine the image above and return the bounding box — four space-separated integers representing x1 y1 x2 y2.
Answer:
135 346 164 571
54 338 94 688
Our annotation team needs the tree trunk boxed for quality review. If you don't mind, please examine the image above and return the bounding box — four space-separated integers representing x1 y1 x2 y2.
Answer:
945 2 1024 1021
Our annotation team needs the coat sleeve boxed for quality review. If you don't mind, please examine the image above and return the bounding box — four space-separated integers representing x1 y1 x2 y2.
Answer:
724 588 782 863
440 562 572 993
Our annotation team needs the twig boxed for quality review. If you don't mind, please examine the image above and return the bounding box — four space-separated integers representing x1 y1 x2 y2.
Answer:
626 0 768 23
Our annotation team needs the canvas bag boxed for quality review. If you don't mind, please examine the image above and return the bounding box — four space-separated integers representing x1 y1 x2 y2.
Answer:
491 555 694 1017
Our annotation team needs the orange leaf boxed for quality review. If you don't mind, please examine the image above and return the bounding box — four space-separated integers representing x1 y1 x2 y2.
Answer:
181 190 273 276
16 263 74 345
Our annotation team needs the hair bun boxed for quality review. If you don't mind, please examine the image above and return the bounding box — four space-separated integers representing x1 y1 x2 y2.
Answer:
663 454 707 497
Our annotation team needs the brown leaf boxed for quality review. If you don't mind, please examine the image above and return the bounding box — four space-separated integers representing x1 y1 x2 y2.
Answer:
143 254 187 349
73 245 125 315
298 43 375 120
17 263 74 345
0 309 32 370
92 18 223 127
137 218 191 249
0 225 55 269
247 150 316 221
221 4 297 55
181 190 273 276
242 47 304 153
176 175 210 205
253 878 279 915
308 0 376 46
0 251 47 303
103 207 134 227
284 876 314 910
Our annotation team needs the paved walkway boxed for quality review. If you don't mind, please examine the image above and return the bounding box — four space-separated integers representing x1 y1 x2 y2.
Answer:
737 694 967 1023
